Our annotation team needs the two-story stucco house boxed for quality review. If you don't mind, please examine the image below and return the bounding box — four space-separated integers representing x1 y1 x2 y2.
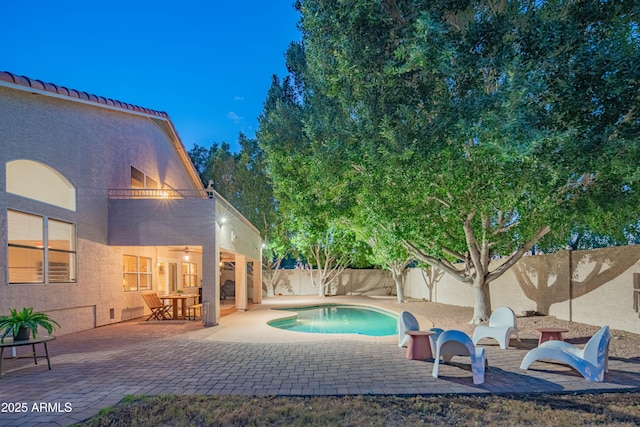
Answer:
0 71 262 334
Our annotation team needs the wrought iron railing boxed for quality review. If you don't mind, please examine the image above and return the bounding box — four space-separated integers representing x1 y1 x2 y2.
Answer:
108 188 213 199
108 188 260 234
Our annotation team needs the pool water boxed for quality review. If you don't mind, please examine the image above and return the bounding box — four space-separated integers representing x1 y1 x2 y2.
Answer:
268 304 398 336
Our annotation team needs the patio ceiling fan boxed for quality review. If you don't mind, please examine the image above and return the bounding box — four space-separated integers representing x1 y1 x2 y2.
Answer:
169 246 192 261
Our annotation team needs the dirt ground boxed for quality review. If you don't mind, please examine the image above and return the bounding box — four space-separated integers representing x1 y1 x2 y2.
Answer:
370 298 640 359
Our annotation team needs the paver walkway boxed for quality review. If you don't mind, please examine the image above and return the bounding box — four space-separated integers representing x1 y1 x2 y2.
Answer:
1 297 639 426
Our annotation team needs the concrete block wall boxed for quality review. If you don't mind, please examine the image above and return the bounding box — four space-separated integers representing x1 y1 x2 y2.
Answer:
271 245 640 334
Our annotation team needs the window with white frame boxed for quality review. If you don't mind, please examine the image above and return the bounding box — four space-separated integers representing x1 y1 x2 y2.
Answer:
7 209 77 284
182 262 197 288
122 255 152 292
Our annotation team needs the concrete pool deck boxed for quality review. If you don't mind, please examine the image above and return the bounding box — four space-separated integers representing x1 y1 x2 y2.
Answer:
1 296 639 426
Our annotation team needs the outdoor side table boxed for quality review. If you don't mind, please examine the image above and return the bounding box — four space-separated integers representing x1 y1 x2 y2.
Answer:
405 331 435 360
0 335 56 378
535 328 569 346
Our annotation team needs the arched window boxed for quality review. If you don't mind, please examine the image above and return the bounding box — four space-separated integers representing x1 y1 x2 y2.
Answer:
6 160 76 211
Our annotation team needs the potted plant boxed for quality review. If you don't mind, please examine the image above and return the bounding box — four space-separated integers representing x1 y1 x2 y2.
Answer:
0 307 60 342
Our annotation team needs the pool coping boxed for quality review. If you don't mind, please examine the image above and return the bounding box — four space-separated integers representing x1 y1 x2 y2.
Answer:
267 303 400 336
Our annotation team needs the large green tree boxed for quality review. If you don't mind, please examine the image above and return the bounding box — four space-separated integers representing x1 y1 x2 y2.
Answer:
365 232 413 303
294 0 640 322
257 48 370 296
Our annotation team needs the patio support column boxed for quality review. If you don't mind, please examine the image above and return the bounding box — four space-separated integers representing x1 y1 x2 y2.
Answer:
236 254 247 311
202 240 219 326
252 259 262 304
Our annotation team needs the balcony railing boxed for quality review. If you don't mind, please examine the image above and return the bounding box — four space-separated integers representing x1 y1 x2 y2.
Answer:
108 188 213 200
108 188 260 235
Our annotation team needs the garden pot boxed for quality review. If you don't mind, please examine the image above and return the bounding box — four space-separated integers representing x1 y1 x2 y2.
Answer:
14 326 31 341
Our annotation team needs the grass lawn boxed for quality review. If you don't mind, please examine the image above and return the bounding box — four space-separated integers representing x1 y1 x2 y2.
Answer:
75 392 640 426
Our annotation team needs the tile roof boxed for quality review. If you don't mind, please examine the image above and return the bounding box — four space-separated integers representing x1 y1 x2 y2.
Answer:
0 70 207 192
0 70 169 119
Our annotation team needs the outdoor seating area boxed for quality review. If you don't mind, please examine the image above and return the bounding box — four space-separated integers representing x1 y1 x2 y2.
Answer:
399 306 611 385
159 293 199 320
0 297 637 427
141 293 203 321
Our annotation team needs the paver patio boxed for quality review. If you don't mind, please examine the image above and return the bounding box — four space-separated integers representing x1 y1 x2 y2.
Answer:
1 297 639 426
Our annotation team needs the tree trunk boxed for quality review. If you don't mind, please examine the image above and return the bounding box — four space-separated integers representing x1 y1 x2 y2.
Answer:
263 257 283 297
264 268 275 297
265 281 275 297
470 281 492 324
312 268 325 297
391 268 405 303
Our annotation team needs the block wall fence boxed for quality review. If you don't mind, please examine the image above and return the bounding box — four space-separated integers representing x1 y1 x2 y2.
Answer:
271 245 640 334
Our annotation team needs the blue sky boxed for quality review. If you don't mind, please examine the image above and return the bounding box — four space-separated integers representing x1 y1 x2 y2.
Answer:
1 1 301 152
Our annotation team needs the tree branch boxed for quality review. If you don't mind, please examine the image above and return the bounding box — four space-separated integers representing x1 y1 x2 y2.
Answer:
487 225 551 282
463 210 482 275
402 239 472 284
426 196 451 208
442 246 466 262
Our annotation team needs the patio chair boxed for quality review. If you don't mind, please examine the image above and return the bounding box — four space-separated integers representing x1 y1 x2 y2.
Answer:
428 327 445 352
398 311 420 347
520 325 610 382
472 307 520 349
141 293 173 321
433 330 486 385
188 288 203 320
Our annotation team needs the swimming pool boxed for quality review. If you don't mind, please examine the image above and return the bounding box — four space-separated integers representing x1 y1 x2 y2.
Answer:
268 304 398 336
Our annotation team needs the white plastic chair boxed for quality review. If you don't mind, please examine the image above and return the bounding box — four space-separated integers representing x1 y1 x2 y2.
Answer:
432 330 486 385
428 327 445 352
398 311 419 347
472 307 520 349
520 325 610 382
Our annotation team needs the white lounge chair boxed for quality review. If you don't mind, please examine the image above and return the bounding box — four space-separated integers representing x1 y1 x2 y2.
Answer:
432 330 486 385
520 325 610 382
472 307 520 349
428 327 445 352
398 311 419 347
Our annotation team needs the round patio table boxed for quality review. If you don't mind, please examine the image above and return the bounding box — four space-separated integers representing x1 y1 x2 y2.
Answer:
405 330 435 360
535 328 569 346
0 335 56 378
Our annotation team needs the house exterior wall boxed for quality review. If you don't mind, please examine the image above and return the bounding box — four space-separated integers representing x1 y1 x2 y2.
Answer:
0 85 161 332
108 199 216 246
213 197 263 312
216 198 261 261
0 81 259 333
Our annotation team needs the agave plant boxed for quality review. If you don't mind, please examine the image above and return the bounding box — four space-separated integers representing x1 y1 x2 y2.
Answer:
0 307 60 342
